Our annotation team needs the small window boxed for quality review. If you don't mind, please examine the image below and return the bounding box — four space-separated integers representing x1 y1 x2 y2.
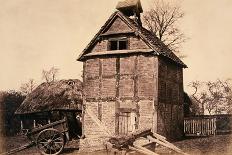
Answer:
119 40 127 50
109 39 128 50
110 41 118 50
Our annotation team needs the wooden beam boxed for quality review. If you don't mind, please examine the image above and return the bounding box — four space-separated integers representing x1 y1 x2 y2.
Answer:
147 136 180 151
84 49 153 57
108 128 152 149
153 132 166 141
151 134 179 151
133 144 159 155
147 136 189 155
86 107 113 136
132 128 153 139
129 146 159 155
0 142 35 155
134 137 154 147
28 118 67 134
33 120 36 128
100 31 135 37
20 120 23 130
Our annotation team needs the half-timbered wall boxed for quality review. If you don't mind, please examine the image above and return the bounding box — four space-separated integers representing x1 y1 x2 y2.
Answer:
83 54 158 135
81 54 158 151
89 34 149 54
157 57 184 140
80 13 184 151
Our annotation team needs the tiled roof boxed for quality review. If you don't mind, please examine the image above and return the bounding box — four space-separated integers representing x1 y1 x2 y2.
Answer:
126 16 187 67
77 11 187 68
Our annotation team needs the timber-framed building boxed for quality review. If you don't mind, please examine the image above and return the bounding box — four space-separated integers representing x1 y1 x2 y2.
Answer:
77 0 187 151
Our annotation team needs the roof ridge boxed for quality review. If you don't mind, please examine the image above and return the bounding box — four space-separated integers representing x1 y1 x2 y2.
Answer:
115 12 187 67
76 11 119 60
77 10 187 68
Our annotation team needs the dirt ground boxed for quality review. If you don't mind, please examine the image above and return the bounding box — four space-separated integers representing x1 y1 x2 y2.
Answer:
157 134 232 155
1 134 232 155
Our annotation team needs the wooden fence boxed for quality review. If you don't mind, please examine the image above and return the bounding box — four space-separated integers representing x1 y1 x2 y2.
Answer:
184 114 232 136
184 117 216 136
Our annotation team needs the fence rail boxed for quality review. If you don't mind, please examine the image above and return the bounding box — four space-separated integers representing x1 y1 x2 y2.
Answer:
184 117 216 136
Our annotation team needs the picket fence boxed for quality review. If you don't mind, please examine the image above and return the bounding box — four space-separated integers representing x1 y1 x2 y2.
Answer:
184 117 216 136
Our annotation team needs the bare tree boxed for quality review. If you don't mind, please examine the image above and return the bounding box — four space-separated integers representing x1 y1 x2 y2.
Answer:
189 79 232 115
142 0 186 57
20 79 37 95
42 67 59 83
188 81 207 115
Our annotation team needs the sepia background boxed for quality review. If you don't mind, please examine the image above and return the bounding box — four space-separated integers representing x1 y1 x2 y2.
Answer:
0 0 232 93
0 0 232 153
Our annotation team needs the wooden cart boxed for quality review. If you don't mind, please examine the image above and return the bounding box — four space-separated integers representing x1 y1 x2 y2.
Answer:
26 118 69 155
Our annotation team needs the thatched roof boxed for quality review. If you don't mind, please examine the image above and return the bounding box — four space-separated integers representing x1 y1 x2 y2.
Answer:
15 79 82 115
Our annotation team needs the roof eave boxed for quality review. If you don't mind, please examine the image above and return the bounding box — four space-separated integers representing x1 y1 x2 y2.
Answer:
77 11 125 61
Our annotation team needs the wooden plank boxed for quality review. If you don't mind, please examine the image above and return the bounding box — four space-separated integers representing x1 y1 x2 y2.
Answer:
108 128 152 149
84 49 153 57
213 117 216 136
28 118 66 135
147 136 189 155
149 136 180 152
129 146 159 155
133 144 159 155
153 132 166 141
134 137 154 147
0 142 35 155
20 120 23 130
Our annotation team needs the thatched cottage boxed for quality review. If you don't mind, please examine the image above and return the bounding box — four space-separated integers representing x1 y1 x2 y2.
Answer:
77 0 187 151
15 79 82 136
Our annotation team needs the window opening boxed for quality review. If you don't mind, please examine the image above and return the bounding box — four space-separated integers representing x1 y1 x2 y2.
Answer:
119 40 127 50
109 39 128 50
110 41 118 50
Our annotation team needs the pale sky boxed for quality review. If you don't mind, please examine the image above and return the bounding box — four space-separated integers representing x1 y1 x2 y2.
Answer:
0 0 232 93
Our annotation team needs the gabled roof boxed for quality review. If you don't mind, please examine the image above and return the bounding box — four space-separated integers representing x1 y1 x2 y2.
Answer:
77 11 187 68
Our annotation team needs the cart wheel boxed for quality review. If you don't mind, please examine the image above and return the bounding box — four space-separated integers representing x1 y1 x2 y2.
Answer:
36 128 65 155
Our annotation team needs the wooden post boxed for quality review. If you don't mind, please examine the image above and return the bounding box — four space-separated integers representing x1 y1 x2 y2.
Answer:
214 117 216 136
153 56 158 134
115 57 120 135
33 120 36 128
82 57 86 137
152 105 158 133
20 120 23 130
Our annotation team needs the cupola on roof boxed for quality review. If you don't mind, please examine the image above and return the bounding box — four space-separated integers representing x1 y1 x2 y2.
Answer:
116 0 143 17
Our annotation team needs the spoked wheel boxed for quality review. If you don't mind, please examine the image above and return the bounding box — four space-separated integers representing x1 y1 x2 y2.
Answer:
36 128 65 155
